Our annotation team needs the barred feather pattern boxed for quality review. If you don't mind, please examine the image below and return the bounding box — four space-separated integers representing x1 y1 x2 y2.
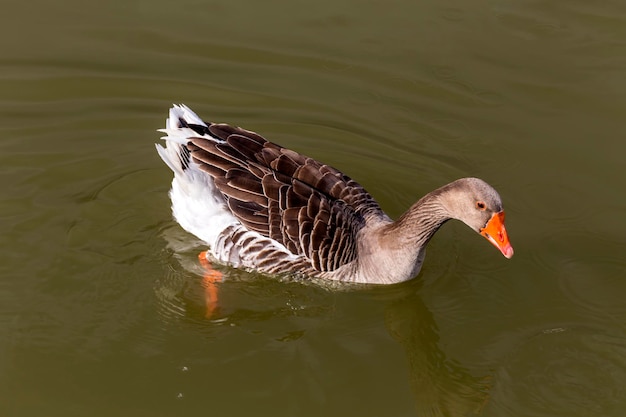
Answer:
190 122 385 273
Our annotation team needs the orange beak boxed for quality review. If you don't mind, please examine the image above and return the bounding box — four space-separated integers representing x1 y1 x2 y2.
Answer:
480 211 514 259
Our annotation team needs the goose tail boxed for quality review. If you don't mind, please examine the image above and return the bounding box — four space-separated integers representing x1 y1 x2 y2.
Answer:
155 103 213 175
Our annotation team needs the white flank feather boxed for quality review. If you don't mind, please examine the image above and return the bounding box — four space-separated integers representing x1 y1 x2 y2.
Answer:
157 104 237 252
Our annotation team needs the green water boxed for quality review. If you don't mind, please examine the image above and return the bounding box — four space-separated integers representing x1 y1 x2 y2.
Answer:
2 0 626 416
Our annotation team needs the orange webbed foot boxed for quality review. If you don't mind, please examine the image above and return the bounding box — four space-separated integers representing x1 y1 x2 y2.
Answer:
198 251 223 319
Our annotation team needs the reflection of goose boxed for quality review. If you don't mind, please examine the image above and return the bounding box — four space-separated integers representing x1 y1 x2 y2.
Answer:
157 104 512 284
385 287 491 416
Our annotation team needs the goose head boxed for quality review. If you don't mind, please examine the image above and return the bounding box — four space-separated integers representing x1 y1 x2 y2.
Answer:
439 178 514 259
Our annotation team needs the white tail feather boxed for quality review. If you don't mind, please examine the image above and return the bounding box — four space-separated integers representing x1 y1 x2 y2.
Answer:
155 143 184 176
169 103 206 127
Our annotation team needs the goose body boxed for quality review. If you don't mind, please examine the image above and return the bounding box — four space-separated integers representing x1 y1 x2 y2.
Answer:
157 104 513 284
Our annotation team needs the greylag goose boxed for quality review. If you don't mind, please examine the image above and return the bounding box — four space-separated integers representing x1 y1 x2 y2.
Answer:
157 104 513 285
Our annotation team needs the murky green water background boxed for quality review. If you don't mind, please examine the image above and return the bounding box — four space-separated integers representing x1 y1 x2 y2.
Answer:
2 0 626 416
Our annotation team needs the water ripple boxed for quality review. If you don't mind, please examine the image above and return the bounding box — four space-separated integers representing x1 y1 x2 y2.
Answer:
489 324 626 415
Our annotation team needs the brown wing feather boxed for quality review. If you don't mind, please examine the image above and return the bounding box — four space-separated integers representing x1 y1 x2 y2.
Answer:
186 122 383 272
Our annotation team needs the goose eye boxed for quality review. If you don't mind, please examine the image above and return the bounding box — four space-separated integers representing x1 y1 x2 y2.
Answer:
475 201 486 210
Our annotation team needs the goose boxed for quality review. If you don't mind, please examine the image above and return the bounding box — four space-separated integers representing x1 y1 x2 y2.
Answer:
156 104 513 285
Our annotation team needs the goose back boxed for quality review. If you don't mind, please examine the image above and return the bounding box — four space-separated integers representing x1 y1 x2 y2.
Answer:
182 120 386 273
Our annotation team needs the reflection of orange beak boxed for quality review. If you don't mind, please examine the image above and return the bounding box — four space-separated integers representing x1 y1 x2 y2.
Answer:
480 211 514 259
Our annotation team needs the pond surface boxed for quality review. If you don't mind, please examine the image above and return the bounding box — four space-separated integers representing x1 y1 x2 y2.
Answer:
1 0 626 416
